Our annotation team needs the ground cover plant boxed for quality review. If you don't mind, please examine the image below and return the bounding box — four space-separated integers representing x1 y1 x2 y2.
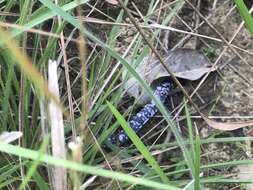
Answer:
0 0 253 189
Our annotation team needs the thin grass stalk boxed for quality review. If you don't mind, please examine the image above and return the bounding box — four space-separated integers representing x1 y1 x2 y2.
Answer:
56 0 76 140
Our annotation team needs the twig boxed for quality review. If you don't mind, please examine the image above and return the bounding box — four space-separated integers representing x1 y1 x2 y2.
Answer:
117 0 205 118
185 0 252 67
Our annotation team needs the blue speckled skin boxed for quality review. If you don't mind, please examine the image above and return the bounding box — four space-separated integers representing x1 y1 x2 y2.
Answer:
108 82 173 145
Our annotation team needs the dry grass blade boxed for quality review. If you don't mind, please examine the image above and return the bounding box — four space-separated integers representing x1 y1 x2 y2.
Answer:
0 21 80 43
0 131 22 143
203 117 253 131
80 175 97 189
48 60 67 190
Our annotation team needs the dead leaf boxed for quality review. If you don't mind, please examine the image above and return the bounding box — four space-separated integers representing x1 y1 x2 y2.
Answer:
123 49 253 132
124 48 215 105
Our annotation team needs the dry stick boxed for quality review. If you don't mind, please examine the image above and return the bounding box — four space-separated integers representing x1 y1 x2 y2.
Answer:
224 4 237 21
169 4 212 50
185 0 252 67
154 0 164 51
68 5 87 190
75 3 88 139
3 19 252 55
177 4 253 109
193 0 201 49
56 2 79 187
0 21 81 44
145 0 178 18
57 11 77 139
134 6 252 152
86 2 116 22
157 0 198 163
190 6 253 97
86 0 99 17
212 0 218 10
82 17 253 55
117 0 253 131
81 12 250 55
117 0 204 118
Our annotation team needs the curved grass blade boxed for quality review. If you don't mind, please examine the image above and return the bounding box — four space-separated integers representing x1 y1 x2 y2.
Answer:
235 0 253 37
0 142 179 190
107 101 171 184
9 0 90 38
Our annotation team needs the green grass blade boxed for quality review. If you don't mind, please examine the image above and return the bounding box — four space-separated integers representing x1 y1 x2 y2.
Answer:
184 101 195 157
107 101 171 184
9 0 90 38
19 136 49 190
1 63 14 130
235 0 253 37
32 171 50 190
0 142 179 190
194 129 201 190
